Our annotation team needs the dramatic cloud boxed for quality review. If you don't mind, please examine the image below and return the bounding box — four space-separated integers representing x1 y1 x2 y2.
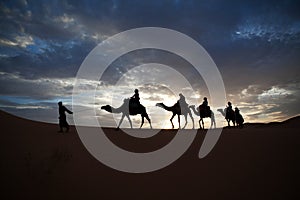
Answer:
0 0 299 127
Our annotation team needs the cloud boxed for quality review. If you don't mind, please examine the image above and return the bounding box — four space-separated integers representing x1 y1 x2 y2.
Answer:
226 82 300 122
55 13 75 24
232 15 300 44
0 35 34 48
0 71 75 99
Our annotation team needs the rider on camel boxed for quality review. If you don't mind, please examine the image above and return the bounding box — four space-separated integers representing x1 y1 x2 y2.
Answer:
129 89 141 112
226 101 233 119
177 93 188 112
131 89 140 104
200 97 210 116
235 107 244 127
202 97 208 107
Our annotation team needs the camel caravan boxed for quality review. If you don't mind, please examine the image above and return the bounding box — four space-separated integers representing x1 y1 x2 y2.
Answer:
101 89 244 129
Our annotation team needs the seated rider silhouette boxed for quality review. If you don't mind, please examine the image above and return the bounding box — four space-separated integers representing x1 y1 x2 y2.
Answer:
131 89 140 105
58 101 73 133
226 101 233 119
177 93 188 113
235 107 244 124
129 89 140 113
199 97 210 116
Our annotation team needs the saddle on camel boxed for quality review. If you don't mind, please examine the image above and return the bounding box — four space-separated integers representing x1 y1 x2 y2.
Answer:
199 97 211 118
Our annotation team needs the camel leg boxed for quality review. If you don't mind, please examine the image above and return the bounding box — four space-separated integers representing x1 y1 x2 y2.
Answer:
140 116 144 129
178 115 181 129
209 112 212 129
145 114 152 129
188 111 194 129
182 114 187 129
211 113 216 129
170 113 175 129
211 118 216 129
126 114 132 129
199 118 202 129
117 114 125 130
142 112 151 129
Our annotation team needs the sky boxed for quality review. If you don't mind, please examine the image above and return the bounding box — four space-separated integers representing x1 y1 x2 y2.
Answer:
0 0 300 128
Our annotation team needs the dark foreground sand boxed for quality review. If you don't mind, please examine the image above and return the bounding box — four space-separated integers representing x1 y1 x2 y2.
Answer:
1 110 299 200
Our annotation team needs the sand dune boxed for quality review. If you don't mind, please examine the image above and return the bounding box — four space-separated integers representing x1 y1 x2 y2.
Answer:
1 110 299 199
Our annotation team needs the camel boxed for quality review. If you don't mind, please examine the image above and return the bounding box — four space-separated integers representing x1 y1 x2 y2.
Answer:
217 108 236 127
156 102 194 129
101 98 152 129
189 105 216 129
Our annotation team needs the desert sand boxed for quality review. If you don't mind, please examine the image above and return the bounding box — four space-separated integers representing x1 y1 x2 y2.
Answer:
1 110 299 199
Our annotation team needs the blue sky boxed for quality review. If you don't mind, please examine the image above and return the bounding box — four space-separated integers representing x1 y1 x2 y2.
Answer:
0 0 300 128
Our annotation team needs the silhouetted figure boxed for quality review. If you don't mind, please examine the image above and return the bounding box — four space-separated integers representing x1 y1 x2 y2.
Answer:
131 89 140 104
226 101 234 119
177 93 188 109
235 107 244 128
129 89 141 114
217 102 236 127
101 97 152 129
156 93 194 129
202 97 208 107
58 101 73 133
199 97 210 117
189 104 216 129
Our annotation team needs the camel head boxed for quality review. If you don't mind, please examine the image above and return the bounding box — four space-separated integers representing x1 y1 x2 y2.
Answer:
189 105 195 109
217 108 226 117
101 105 113 113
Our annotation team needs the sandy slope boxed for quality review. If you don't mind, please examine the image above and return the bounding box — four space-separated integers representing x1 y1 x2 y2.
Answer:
0 110 299 200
